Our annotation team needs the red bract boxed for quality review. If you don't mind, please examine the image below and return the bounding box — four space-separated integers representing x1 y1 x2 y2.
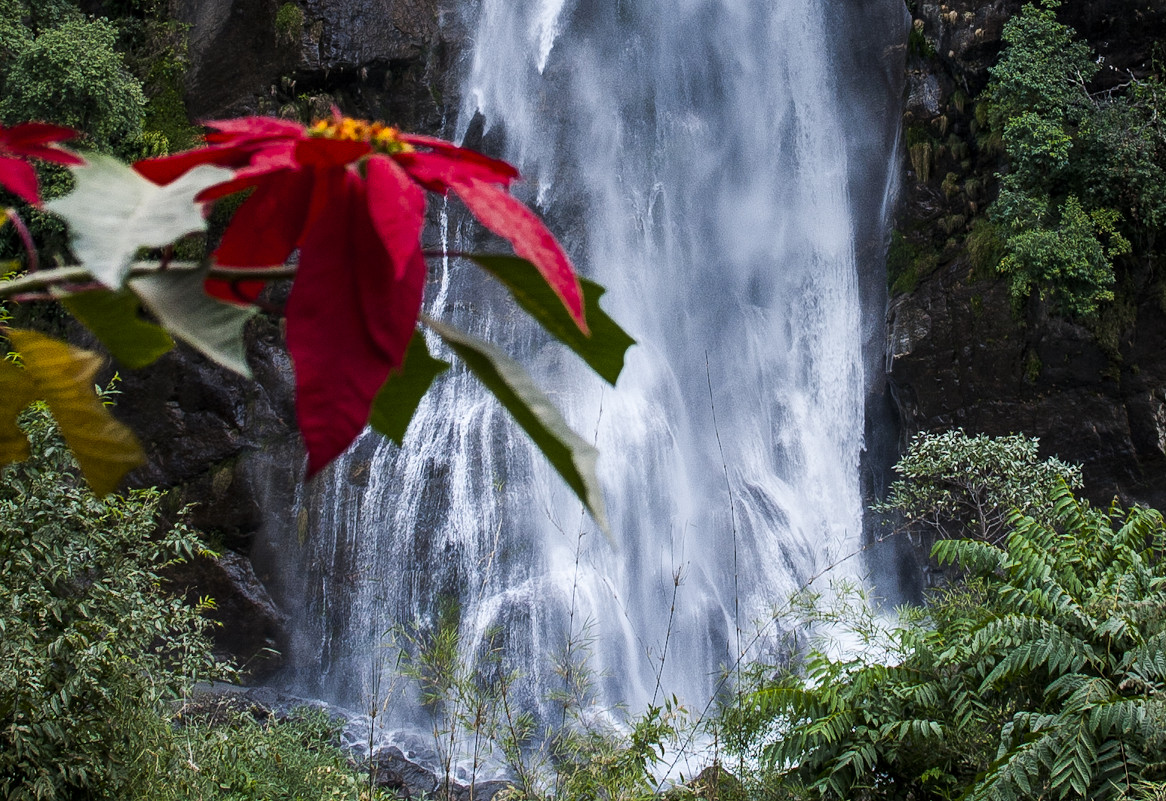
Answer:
0 122 83 207
135 114 586 476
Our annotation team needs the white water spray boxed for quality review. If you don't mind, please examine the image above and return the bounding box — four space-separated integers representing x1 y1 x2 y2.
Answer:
263 0 907 723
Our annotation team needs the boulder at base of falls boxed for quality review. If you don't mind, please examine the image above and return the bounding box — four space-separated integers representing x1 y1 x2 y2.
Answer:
367 746 510 801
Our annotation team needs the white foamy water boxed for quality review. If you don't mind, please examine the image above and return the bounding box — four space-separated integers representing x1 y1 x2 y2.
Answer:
260 0 907 729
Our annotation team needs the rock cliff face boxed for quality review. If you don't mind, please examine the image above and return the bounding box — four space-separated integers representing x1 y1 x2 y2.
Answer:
121 0 457 677
888 0 1166 510
170 0 455 127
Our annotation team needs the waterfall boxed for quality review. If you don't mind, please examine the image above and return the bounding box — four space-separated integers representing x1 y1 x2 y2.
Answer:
260 0 907 723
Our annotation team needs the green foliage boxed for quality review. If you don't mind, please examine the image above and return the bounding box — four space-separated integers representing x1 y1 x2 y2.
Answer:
731 482 1166 801
984 0 1166 318
0 402 223 800
886 230 938 296
0 402 381 800
129 703 383 801
275 2 304 45
0 0 156 256
987 1 1095 127
0 17 146 153
965 216 1004 277
996 193 1130 316
1075 80 1166 243
120 15 200 154
875 429 1082 546
392 609 683 801
908 20 935 60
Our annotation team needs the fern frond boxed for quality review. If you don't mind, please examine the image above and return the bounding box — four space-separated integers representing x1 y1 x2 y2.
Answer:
933 537 1006 574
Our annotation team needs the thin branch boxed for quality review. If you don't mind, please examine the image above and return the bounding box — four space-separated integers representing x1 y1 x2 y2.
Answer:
0 250 499 300
0 261 301 298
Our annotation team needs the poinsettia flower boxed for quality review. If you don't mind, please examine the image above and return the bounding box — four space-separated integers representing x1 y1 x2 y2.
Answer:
0 122 83 207
135 114 586 476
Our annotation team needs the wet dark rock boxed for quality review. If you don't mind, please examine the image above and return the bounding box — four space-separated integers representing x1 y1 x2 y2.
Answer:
297 0 437 71
172 0 300 118
367 746 511 801
172 0 455 129
167 550 289 680
888 258 1166 511
107 312 299 679
369 746 440 798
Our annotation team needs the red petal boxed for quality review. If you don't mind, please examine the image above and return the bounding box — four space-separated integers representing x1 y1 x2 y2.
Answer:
8 144 84 166
137 137 298 189
294 137 369 167
365 155 426 280
3 122 78 147
0 155 41 206
135 143 246 185
214 168 315 266
194 172 261 202
399 134 519 184
203 116 305 143
452 179 587 332
395 149 519 194
193 144 301 201
287 170 424 475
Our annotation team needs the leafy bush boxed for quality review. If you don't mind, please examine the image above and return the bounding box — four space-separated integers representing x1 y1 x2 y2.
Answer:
0 16 145 153
875 429 1081 547
0 401 384 800
0 403 223 799
983 0 1166 318
985 1 1112 317
275 2 304 45
729 482 1166 801
130 703 381 801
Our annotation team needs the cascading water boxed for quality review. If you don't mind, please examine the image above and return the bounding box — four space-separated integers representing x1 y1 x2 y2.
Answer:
261 0 907 724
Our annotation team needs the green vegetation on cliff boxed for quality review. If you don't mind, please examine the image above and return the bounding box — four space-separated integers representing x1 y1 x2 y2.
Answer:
0 0 197 165
983 0 1166 318
0 0 199 257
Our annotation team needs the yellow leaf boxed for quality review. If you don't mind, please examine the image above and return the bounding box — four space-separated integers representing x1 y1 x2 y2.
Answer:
0 359 35 464
8 330 145 495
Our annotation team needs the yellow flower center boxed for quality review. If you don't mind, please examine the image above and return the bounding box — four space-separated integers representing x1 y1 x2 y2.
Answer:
309 116 414 155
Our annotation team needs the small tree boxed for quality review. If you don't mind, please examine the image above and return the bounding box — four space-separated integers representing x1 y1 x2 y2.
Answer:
983 0 1165 318
875 429 1081 547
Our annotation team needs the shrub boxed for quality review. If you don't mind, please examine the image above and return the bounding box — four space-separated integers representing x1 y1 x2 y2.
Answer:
0 16 146 153
0 402 224 799
874 429 1081 547
275 2 304 45
983 0 1166 318
129 703 380 801
730 482 1166 801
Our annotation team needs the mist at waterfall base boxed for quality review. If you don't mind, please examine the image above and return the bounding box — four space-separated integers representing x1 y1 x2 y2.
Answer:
256 0 907 737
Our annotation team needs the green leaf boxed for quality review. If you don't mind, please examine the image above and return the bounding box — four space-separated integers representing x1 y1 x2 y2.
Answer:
59 289 174 369
129 266 256 377
466 254 634 385
0 359 35 464
369 331 450 445
423 315 610 538
46 153 231 288
8 330 144 495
